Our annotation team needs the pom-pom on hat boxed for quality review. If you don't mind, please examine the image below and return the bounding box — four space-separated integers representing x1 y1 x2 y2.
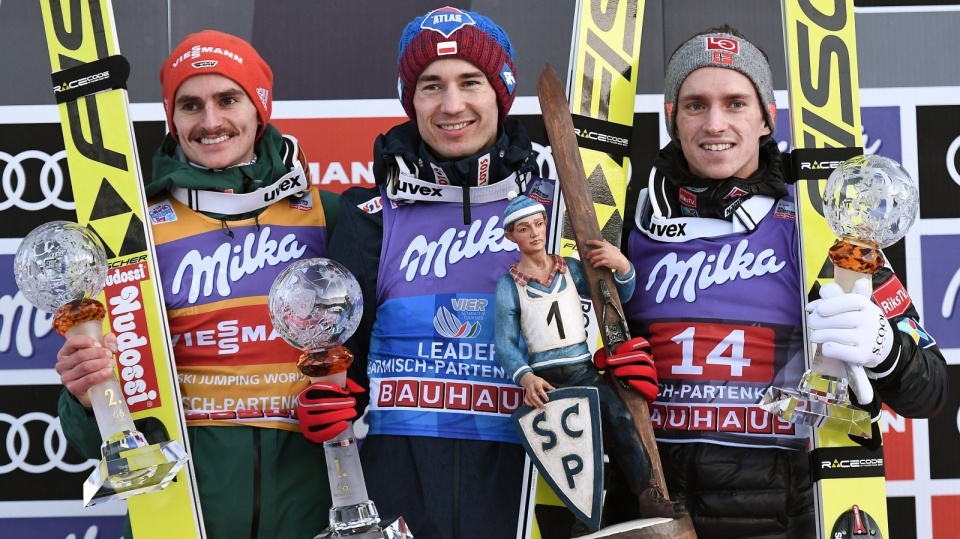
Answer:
160 30 273 143
664 31 776 144
503 192 546 229
397 6 517 125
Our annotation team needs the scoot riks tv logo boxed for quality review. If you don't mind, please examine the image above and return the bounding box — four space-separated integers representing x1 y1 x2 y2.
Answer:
433 297 486 339
104 262 162 412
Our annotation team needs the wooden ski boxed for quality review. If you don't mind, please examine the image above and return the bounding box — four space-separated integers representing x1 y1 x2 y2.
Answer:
519 3 648 537
538 64 696 539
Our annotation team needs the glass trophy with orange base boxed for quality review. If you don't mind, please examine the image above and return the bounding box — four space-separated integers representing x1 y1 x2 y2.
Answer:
269 258 411 539
760 155 919 436
14 221 188 506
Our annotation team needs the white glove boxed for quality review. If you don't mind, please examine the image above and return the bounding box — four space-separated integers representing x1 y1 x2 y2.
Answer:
806 278 894 369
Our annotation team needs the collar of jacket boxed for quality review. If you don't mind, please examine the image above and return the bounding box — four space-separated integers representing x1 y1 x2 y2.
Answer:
372 117 538 188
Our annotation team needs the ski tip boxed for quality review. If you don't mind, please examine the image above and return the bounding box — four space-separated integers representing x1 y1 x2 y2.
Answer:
540 64 561 82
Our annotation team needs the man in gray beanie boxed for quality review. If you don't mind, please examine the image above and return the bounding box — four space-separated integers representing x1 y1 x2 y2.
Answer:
612 24 948 538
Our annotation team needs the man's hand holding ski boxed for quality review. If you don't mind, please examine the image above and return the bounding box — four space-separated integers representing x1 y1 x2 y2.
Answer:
594 337 659 406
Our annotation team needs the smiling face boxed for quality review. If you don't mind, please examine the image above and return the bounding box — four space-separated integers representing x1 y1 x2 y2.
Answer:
674 67 771 180
505 212 548 257
413 58 499 162
171 74 259 169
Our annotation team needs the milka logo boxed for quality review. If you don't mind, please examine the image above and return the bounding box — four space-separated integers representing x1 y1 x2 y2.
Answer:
400 216 515 280
173 226 306 303
0 292 54 357
646 239 785 302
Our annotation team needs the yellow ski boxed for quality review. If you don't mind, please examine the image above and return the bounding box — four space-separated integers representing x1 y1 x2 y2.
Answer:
523 1 646 537
781 0 889 537
38 1 205 537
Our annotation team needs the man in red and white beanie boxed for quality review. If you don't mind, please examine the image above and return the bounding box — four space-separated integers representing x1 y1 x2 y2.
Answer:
54 29 343 539
395 6 517 126
323 6 556 539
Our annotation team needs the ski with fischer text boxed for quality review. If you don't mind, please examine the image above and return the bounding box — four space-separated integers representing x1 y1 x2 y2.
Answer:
519 1 646 537
781 0 889 537
38 0 205 536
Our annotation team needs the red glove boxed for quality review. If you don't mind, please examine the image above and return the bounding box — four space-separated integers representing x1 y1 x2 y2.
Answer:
594 337 659 406
296 378 365 443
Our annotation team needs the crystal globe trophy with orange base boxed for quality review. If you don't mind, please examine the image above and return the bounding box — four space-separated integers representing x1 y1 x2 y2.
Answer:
760 155 919 437
269 258 411 539
14 221 188 506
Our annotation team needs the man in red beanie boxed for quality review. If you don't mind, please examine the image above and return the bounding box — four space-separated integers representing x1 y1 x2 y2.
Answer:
53 30 341 538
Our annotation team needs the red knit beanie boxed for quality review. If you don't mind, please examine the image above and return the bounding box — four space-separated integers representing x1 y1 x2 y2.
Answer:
397 7 517 125
160 30 273 143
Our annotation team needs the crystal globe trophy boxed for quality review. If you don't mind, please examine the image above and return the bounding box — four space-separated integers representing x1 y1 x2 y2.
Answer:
13 221 188 506
761 155 919 436
268 258 411 539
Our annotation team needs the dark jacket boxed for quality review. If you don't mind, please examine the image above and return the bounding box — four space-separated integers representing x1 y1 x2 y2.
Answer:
327 118 536 539
624 141 948 538
57 129 340 539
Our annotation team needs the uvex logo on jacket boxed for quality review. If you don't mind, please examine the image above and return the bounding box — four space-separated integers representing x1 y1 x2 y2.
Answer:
650 222 687 238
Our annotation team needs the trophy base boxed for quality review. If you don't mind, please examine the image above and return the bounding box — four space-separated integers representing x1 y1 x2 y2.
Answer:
314 516 412 539
329 499 380 532
578 515 697 539
83 430 189 507
759 386 872 437
798 370 848 405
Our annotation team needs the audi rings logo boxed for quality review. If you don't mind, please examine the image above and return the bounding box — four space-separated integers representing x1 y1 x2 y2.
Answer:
0 412 94 474
947 134 960 188
0 150 75 211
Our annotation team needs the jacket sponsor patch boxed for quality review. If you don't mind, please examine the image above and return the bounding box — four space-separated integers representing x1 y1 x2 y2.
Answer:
358 195 383 214
774 200 796 220
897 318 935 348
148 200 177 224
288 192 313 211
873 274 910 318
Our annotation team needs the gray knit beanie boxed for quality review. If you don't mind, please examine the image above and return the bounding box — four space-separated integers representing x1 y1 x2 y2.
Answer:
664 32 776 143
